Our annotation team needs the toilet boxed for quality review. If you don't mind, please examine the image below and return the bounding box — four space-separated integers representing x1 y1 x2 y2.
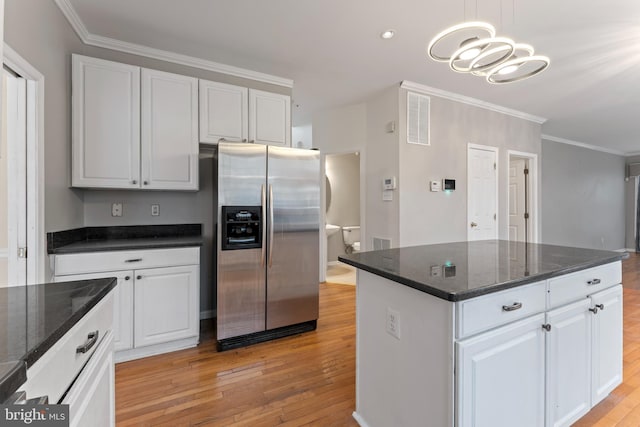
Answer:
342 226 361 254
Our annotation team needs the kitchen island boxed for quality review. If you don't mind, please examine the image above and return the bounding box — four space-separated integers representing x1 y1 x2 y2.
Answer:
339 240 627 427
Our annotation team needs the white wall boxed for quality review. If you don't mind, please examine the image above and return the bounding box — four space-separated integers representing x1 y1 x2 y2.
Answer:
292 124 312 149
398 89 542 246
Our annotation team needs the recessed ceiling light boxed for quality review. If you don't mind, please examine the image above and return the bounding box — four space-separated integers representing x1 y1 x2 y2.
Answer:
380 30 395 40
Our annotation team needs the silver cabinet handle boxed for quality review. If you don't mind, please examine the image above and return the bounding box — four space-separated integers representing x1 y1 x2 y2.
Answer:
502 302 523 312
470 222 478 227
132 180 137 185
125 258 142 263
589 307 599 314
143 181 149 185
587 278 601 285
218 137 248 143
268 184 274 268
76 330 99 354
261 184 267 267
136 275 142 280
542 324 551 331
124 276 130 281
596 304 605 310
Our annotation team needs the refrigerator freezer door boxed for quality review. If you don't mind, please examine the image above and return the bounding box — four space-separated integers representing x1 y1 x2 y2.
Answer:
266 146 320 329
216 143 267 340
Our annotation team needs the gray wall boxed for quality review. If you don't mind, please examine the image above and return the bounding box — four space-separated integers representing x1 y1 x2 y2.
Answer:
397 88 542 246
4 0 290 314
541 140 626 250
325 152 360 262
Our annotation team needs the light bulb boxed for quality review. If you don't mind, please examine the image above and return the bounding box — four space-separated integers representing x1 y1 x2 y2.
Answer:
459 48 482 60
498 64 519 75
380 30 395 39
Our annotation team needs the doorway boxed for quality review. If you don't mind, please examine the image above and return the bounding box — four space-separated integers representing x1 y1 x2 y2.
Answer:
508 151 539 243
324 152 360 285
0 45 45 286
467 144 498 241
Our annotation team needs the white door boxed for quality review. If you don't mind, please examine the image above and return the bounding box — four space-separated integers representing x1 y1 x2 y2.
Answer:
457 314 545 427
468 145 498 240
1 70 27 287
134 265 199 348
72 55 140 189
509 158 528 242
55 271 134 352
591 285 623 406
249 89 291 146
546 299 592 427
199 80 248 144
141 68 199 190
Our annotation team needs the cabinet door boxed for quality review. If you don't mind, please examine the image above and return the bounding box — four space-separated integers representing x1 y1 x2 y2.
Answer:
546 299 592 427
62 331 115 427
457 314 545 427
72 54 140 189
54 271 134 352
134 265 199 347
199 80 248 144
141 68 199 190
591 284 623 406
249 89 291 146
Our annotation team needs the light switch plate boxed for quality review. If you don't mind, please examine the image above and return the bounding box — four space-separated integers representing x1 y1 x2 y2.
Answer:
151 204 160 216
430 180 441 192
383 190 393 201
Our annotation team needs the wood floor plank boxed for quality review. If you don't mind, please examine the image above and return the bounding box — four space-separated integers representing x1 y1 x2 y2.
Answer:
117 255 640 426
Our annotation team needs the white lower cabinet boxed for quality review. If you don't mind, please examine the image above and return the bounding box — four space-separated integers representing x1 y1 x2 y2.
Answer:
62 331 115 427
457 314 546 427
455 277 623 427
53 247 200 362
133 265 199 348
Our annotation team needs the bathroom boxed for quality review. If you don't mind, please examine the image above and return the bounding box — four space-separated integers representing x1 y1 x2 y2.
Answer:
325 151 360 284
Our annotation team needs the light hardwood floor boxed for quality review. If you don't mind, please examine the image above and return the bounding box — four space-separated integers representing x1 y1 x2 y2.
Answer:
116 254 640 426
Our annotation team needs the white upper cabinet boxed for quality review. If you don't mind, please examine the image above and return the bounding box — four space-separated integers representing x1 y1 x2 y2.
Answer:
249 89 291 146
141 68 198 190
72 55 199 190
72 54 140 189
199 81 291 147
199 80 248 144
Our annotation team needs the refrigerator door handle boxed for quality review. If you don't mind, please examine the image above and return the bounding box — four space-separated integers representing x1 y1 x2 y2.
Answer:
268 184 274 268
261 184 267 266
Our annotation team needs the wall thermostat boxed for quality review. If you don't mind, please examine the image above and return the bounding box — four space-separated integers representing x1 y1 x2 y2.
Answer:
383 176 397 190
443 179 456 191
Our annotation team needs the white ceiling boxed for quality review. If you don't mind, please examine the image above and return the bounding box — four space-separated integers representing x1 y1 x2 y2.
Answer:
65 0 640 154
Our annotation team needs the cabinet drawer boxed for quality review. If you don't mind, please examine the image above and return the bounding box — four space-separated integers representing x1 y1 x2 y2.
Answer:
54 247 200 276
548 262 621 309
456 281 546 339
22 290 114 404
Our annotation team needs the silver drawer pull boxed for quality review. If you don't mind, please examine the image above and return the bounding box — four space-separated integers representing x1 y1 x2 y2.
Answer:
502 302 523 312
587 278 601 285
76 330 99 354
125 258 143 263
595 304 605 311
542 324 551 331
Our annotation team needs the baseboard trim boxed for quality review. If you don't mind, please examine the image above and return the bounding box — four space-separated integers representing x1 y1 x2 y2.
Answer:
352 411 371 427
200 309 216 320
617 248 635 253
115 336 199 363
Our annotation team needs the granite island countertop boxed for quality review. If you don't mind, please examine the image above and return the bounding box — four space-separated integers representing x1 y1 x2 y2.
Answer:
47 224 203 254
339 240 628 302
0 278 116 403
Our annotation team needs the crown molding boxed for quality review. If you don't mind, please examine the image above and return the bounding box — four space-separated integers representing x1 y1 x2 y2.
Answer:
400 80 547 124
541 134 626 156
54 0 294 88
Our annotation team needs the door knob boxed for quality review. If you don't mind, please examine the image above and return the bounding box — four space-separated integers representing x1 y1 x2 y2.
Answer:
470 222 478 227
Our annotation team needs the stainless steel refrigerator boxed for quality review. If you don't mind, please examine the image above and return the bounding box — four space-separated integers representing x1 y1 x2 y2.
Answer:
214 142 320 350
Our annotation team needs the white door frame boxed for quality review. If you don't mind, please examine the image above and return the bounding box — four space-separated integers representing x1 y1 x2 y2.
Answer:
4 43 46 284
467 143 499 241
507 150 539 244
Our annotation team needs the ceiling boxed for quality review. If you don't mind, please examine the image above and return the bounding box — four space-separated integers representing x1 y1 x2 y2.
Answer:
64 0 640 154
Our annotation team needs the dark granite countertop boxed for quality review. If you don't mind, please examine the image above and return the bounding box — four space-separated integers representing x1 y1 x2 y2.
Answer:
47 224 203 254
0 278 116 403
339 240 628 302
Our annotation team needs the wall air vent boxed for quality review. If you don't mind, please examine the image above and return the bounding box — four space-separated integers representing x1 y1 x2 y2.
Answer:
407 92 430 146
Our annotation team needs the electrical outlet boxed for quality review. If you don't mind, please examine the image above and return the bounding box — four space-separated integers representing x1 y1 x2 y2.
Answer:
386 308 401 340
111 203 122 217
151 204 160 216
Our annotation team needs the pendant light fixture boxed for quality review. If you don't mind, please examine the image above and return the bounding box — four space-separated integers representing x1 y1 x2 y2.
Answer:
426 1 550 83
